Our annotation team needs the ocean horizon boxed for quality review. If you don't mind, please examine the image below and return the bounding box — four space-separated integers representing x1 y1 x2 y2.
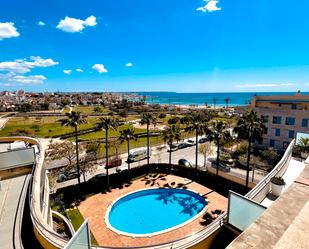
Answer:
133 91 309 107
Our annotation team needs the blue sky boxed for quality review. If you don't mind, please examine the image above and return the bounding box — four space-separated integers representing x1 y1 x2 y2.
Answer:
0 0 309 92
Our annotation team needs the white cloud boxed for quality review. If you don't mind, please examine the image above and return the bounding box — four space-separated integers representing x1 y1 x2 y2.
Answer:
56 15 97 33
63 69 72 75
84 16 97 26
28 56 58 67
13 75 46 85
0 56 58 86
92 64 108 73
196 0 221 13
37 21 45 26
76 68 83 72
0 74 47 86
0 61 30 74
125 62 133 67
0 22 20 40
0 56 58 74
236 83 294 88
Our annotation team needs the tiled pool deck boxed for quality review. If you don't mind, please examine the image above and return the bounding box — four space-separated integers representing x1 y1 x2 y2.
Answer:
78 174 227 247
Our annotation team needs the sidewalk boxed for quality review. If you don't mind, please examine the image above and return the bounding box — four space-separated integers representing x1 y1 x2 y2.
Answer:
0 175 28 248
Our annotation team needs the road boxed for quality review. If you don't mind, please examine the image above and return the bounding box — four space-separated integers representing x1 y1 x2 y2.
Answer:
53 141 266 190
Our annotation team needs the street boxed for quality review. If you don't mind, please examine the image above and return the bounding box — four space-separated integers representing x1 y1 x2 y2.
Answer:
53 141 266 190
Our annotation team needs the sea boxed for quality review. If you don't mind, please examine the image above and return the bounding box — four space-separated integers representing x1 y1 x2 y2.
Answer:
131 92 309 107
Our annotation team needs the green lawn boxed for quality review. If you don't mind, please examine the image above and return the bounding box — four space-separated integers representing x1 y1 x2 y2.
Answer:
76 124 146 141
0 116 99 138
66 209 98 246
73 105 110 114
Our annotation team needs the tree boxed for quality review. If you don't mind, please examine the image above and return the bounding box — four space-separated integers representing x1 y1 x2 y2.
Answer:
208 120 231 176
224 97 230 109
85 140 100 159
45 140 82 168
162 124 181 166
183 111 209 173
59 111 87 184
20 103 32 112
234 109 264 187
119 128 136 172
297 137 309 153
199 143 214 168
96 117 119 187
80 153 98 182
212 98 217 109
93 106 102 113
261 148 279 167
139 113 157 167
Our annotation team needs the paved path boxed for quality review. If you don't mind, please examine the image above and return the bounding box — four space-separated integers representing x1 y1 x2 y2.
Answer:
0 175 29 249
0 116 9 130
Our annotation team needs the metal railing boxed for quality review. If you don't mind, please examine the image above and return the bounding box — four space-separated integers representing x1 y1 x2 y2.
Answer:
93 213 225 249
27 138 69 248
245 139 295 202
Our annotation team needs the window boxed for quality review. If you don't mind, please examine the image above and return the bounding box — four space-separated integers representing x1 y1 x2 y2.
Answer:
288 130 295 139
270 139 275 147
273 116 282 124
261 115 269 123
285 117 295 126
291 104 297 110
263 127 268 134
275 128 280 136
302 118 308 127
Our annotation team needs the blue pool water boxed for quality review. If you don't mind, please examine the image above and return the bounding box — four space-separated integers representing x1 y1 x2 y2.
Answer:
107 188 207 235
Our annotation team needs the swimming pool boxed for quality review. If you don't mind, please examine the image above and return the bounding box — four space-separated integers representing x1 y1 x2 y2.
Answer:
106 188 207 237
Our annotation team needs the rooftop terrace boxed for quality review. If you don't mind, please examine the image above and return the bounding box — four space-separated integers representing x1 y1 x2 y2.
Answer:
227 164 309 249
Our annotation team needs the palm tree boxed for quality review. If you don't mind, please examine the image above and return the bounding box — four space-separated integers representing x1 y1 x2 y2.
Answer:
140 113 157 167
162 124 181 166
119 128 136 172
212 97 217 109
224 97 230 109
184 111 209 174
96 117 119 187
208 120 231 176
59 111 87 184
234 109 264 187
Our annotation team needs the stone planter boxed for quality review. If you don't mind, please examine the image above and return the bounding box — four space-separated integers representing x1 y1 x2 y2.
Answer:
301 152 309 159
271 182 285 196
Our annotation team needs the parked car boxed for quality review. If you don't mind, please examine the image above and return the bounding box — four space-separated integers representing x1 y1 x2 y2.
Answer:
198 137 208 143
177 142 190 149
178 159 193 168
105 157 122 169
211 162 231 172
167 144 178 152
185 139 196 146
234 161 253 171
127 147 151 163
57 171 80 182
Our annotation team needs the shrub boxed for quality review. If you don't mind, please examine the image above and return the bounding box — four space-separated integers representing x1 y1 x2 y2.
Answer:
271 176 286 185
261 148 279 166
30 124 40 131
159 113 166 119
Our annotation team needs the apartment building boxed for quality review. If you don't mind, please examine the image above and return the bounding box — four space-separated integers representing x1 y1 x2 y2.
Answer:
251 92 309 150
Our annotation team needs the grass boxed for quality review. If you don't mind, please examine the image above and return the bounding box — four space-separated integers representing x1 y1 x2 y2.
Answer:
0 116 100 138
73 105 110 114
76 124 146 141
66 208 98 246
